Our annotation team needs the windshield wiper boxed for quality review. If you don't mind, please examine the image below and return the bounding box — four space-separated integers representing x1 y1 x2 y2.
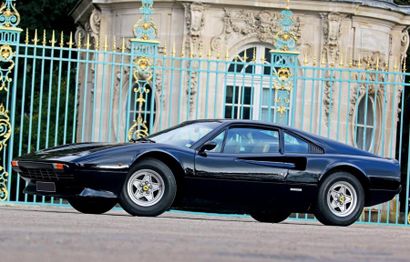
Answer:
133 137 156 143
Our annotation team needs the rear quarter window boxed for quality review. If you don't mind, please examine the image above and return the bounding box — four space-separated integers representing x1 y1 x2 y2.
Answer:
284 132 310 154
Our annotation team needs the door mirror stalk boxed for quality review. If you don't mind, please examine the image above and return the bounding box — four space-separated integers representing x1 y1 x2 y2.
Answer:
198 141 217 156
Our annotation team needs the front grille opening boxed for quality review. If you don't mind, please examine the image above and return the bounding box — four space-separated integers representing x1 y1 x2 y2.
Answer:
19 167 74 181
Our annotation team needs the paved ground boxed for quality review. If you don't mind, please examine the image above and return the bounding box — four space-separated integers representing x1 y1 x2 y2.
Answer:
0 205 409 262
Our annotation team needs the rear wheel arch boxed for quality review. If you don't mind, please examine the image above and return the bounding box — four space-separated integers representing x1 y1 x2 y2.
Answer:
320 165 369 195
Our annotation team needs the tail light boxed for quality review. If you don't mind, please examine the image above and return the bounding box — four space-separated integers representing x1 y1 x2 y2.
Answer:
11 160 18 167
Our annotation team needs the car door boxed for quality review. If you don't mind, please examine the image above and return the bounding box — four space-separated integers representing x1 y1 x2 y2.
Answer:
281 131 313 183
193 125 292 206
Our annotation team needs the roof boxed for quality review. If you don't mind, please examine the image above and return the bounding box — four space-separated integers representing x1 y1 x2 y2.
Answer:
187 119 378 157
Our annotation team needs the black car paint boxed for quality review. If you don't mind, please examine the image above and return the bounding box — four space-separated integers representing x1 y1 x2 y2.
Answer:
13 120 401 214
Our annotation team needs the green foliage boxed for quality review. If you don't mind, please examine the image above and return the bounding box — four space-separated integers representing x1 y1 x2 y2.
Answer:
17 0 78 32
13 63 77 154
395 0 410 5
10 1 78 154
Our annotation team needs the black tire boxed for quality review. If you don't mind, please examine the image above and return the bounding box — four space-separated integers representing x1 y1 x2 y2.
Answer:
315 172 365 226
119 158 177 217
68 197 117 214
250 210 291 223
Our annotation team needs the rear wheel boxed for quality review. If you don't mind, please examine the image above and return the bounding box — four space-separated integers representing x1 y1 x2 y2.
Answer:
68 197 117 214
250 210 291 223
119 158 177 217
315 172 364 226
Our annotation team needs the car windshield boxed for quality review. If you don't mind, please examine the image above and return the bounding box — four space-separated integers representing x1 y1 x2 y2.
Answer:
149 121 220 148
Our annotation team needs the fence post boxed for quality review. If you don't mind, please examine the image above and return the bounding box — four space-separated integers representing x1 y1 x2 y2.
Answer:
270 6 299 126
128 0 159 141
0 0 22 201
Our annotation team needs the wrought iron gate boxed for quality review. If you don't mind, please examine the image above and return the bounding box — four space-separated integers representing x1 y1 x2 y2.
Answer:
0 0 409 225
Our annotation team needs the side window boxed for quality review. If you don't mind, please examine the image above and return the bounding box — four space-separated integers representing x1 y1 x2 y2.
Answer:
208 131 226 153
223 128 279 154
284 132 309 153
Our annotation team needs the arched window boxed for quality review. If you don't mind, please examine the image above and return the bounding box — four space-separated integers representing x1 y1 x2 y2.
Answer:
224 45 290 124
354 96 376 152
128 84 156 134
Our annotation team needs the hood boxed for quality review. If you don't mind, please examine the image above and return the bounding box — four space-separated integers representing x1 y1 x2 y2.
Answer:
19 143 131 162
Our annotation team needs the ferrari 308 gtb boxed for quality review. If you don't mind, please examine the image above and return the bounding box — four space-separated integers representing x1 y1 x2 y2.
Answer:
12 120 401 226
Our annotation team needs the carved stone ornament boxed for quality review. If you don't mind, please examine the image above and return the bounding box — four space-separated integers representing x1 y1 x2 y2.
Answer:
400 28 409 66
211 8 301 53
349 52 387 119
184 2 207 55
182 3 207 117
321 12 345 123
74 7 101 49
320 12 344 66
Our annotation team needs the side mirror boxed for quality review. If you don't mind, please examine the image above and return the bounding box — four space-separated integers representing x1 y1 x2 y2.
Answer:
199 141 217 155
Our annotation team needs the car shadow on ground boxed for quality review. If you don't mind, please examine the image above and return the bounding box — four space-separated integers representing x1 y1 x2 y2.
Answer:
1 206 321 226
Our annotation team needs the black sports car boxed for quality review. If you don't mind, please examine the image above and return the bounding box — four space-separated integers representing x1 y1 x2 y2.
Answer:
12 120 401 226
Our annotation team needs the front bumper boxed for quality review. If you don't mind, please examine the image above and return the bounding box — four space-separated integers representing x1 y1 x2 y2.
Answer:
13 161 128 199
366 185 402 207
23 182 118 199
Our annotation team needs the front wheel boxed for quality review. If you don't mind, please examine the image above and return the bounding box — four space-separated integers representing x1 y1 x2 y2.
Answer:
119 158 177 217
68 197 117 214
315 172 364 226
250 210 291 223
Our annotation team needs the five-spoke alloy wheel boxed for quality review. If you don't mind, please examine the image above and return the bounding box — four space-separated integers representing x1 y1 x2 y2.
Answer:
120 158 177 217
127 169 165 207
315 172 364 226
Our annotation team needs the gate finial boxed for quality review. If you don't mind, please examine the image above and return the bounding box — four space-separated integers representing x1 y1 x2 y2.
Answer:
133 0 158 42
0 0 20 28
273 5 298 53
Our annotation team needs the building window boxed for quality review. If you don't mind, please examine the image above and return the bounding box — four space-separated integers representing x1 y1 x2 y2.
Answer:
354 95 376 152
128 85 156 133
224 45 290 124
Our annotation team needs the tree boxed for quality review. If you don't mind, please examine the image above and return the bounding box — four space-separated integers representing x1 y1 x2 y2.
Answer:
16 0 78 32
395 0 410 5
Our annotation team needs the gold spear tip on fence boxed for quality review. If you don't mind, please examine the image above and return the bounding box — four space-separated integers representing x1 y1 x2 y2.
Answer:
24 28 29 44
50 30 56 47
68 32 74 48
86 34 91 49
112 36 117 51
77 32 82 49
172 41 176 57
95 35 100 50
121 37 126 53
339 52 344 67
32 29 40 45
59 31 64 48
42 30 47 46
104 35 108 51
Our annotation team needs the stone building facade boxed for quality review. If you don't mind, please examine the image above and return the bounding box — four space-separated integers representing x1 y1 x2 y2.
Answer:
72 0 410 67
70 0 410 159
